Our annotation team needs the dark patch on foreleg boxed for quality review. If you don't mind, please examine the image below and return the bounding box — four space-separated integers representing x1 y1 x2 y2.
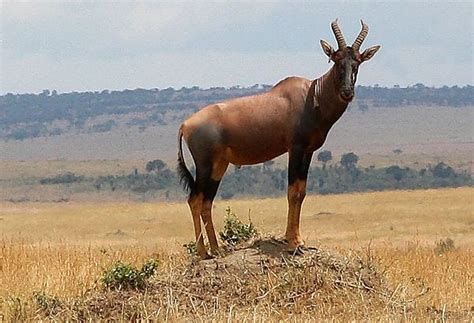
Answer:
286 149 313 251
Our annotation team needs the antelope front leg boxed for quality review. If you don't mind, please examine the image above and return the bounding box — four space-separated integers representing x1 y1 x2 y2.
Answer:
285 150 313 251
286 179 307 249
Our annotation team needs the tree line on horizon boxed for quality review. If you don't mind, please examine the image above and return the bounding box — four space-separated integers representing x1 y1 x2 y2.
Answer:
1 83 472 141
37 151 473 201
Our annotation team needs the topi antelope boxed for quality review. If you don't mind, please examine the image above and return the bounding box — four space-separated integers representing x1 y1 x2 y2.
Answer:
177 20 380 259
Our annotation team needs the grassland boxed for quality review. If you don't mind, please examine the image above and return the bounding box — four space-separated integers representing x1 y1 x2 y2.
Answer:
2 106 472 165
1 187 473 320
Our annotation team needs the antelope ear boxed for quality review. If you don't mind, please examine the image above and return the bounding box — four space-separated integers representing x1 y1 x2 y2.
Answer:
320 39 334 58
361 45 381 62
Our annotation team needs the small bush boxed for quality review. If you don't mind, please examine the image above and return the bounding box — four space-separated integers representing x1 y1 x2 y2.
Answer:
183 241 197 255
33 291 62 316
219 207 257 246
434 238 455 254
101 259 159 290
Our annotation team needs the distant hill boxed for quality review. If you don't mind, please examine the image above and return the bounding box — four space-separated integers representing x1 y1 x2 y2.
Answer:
0 83 472 141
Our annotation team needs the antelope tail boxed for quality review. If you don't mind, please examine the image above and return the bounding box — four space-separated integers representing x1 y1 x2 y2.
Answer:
177 126 195 195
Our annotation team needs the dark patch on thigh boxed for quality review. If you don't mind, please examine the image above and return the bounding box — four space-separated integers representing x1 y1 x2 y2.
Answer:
203 179 221 201
187 124 223 164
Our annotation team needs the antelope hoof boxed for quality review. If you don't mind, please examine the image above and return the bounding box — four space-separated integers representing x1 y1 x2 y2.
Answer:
286 238 305 255
286 237 304 248
209 248 220 257
288 245 305 256
199 252 214 260
197 247 213 260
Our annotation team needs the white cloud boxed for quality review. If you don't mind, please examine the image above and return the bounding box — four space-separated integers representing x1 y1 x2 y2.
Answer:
1 49 325 93
1 1 472 93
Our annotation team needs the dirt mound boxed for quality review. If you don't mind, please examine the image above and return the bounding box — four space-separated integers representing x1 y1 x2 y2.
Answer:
44 237 432 320
198 237 382 291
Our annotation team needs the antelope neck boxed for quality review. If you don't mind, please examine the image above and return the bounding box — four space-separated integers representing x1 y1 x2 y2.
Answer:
313 66 349 125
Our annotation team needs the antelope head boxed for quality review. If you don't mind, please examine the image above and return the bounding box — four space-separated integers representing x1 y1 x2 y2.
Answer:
320 19 381 103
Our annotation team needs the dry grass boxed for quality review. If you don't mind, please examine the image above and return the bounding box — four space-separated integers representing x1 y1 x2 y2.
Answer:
1 187 472 247
1 187 473 320
1 239 472 321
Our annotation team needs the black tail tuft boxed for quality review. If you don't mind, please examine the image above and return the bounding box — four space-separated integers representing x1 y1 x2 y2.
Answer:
177 127 195 195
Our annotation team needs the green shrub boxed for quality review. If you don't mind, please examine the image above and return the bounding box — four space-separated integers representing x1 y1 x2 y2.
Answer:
219 207 257 246
33 291 62 316
183 241 197 256
101 259 159 290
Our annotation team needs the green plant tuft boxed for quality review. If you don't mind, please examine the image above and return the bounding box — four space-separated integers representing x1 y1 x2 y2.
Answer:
219 207 257 246
100 259 159 290
183 241 197 255
33 291 62 316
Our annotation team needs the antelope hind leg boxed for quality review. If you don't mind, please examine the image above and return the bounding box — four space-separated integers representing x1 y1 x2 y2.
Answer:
188 193 212 259
201 159 228 256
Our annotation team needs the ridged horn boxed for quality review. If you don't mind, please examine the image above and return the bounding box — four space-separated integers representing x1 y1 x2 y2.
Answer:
352 20 369 51
331 19 346 49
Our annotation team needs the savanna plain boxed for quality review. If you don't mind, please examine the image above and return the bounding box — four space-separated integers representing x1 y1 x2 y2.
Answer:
1 101 473 320
1 187 473 321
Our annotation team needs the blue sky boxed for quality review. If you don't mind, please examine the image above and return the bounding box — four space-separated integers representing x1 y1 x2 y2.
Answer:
1 1 472 94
